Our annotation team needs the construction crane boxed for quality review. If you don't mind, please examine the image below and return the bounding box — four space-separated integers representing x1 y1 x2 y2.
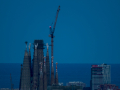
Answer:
49 5 60 57
10 74 14 90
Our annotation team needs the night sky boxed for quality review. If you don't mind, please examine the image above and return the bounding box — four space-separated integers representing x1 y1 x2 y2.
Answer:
0 0 120 64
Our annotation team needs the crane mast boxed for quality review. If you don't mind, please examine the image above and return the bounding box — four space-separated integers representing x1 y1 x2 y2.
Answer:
49 6 60 85
49 6 60 57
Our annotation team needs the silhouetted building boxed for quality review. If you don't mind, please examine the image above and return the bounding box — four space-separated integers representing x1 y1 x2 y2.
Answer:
28 43 32 89
34 40 44 78
32 43 39 90
83 87 91 90
51 56 54 85
20 42 31 90
55 63 58 85
43 57 47 90
46 44 50 86
39 63 43 90
32 40 45 90
19 40 59 90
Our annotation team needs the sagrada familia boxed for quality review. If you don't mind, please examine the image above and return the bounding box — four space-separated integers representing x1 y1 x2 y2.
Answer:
19 40 58 90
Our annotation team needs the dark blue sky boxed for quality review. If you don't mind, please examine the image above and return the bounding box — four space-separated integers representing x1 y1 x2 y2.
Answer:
0 0 120 63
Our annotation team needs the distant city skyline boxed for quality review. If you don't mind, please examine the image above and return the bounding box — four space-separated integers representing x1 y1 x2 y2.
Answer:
0 0 120 63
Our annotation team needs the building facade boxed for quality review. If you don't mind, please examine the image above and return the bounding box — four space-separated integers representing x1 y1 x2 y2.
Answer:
90 63 111 90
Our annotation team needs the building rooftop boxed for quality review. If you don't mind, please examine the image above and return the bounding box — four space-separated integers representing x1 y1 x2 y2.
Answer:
33 40 45 49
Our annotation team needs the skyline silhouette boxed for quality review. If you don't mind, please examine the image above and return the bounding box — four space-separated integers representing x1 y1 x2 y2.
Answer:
0 0 120 63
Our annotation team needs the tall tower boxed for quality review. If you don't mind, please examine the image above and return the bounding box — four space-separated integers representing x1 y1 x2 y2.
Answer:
33 40 44 89
43 57 47 90
28 43 31 90
20 42 31 90
34 40 44 76
46 43 50 86
51 56 54 85
32 43 39 90
34 40 44 64
55 62 58 85
39 62 43 90
28 43 31 72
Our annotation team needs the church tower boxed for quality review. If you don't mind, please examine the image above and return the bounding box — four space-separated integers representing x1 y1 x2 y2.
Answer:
28 43 31 90
43 57 47 90
32 43 39 90
51 56 54 85
20 42 31 90
46 43 50 86
33 40 44 89
39 62 43 90
55 62 58 85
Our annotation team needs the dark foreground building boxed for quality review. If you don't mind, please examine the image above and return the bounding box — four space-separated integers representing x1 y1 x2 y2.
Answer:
19 40 59 90
97 84 120 90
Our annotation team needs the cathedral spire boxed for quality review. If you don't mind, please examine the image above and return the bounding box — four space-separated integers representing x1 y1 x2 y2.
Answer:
46 43 49 56
43 56 47 90
51 56 54 85
29 43 31 52
46 43 50 86
46 43 49 50
39 62 43 90
56 62 58 73
20 42 31 90
33 43 38 90
28 43 31 62
55 62 58 85
24 41 28 56
28 43 31 89
25 41 28 50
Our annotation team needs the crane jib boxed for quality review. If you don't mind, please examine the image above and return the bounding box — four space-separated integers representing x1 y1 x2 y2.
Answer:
49 6 60 61
49 6 60 35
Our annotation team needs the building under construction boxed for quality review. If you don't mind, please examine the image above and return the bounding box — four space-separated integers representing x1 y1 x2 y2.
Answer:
19 6 60 90
19 40 59 90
